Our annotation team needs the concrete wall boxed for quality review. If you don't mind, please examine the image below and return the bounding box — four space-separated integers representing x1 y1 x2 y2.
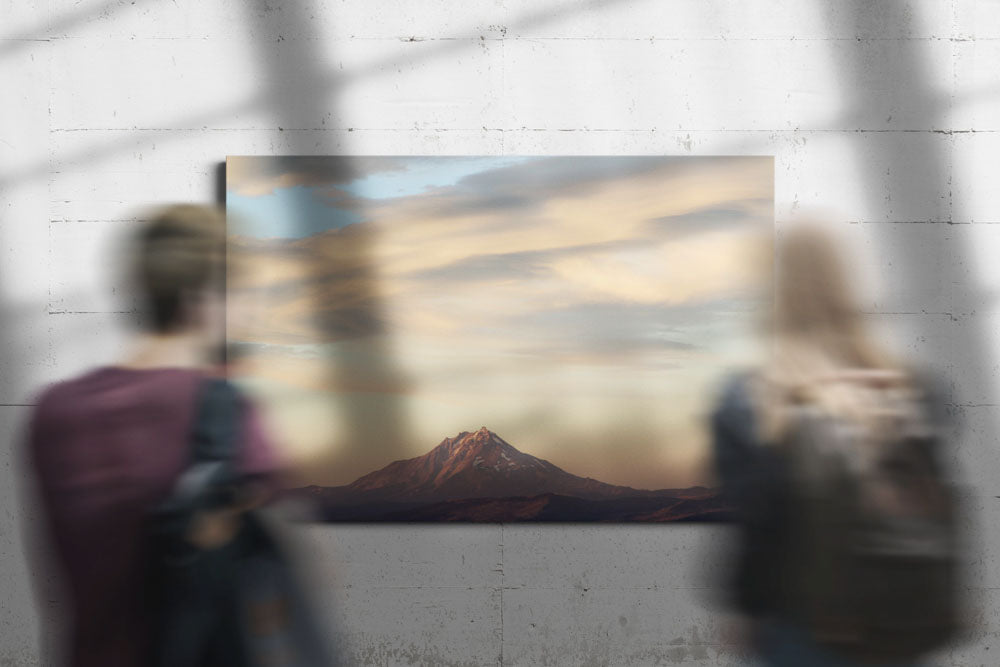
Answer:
2 1 998 664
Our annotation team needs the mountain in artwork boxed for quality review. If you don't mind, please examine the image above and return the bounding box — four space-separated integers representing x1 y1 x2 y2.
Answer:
293 427 732 522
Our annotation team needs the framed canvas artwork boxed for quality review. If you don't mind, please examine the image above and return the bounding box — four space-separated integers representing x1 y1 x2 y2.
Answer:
226 156 772 522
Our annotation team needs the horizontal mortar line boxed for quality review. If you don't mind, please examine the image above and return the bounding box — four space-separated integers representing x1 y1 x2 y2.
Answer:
336 585 498 590
46 127 992 134
22 35 993 43
48 310 136 315
499 585 713 591
0 403 34 407
44 127 483 133
862 310 955 318
333 584 713 590
48 219 149 223
947 403 1000 408
844 224 976 226
502 586 714 590
347 35 983 42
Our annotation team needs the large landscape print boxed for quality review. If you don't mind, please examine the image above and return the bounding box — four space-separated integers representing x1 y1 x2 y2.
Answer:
226 156 772 522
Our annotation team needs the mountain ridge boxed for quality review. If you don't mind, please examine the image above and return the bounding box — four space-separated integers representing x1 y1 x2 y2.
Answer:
300 427 714 508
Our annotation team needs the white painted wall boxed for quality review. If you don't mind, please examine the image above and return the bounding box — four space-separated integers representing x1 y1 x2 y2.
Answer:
2 1 998 664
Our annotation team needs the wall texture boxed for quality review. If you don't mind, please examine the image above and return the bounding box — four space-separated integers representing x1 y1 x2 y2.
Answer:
2 1 998 664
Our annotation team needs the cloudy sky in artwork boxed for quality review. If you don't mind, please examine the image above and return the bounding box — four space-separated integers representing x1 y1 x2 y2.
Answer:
227 156 772 488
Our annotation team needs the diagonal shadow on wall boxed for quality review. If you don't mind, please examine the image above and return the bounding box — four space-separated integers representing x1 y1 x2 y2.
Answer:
825 0 996 649
827 1 995 479
0 0 639 189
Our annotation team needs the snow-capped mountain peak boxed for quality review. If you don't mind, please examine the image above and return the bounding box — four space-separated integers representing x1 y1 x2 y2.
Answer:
338 427 646 503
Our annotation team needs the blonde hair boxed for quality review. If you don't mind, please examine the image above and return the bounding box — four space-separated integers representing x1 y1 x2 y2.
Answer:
759 222 904 440
133 204 226 332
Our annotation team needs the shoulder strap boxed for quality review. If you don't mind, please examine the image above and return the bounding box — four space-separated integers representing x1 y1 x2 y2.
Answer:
189 377 244 463
164 378 245 510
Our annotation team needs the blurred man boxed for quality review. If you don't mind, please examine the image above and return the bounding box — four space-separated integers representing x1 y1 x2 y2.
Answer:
26 205 281 667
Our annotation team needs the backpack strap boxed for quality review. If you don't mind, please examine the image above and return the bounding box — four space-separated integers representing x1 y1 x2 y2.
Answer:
160 378 246 518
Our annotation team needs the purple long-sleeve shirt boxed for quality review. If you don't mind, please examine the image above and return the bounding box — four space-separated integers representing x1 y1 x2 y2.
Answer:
27 366 280 667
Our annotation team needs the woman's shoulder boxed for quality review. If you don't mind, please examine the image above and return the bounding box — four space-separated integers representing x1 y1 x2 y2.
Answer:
710 369 766 454
713 370 760 421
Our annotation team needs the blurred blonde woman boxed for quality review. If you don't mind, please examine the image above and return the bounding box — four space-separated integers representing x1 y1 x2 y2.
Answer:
711 222 960 667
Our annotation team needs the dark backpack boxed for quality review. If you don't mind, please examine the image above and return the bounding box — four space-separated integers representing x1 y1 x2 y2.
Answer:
776 375 961 662
145 378 335 667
